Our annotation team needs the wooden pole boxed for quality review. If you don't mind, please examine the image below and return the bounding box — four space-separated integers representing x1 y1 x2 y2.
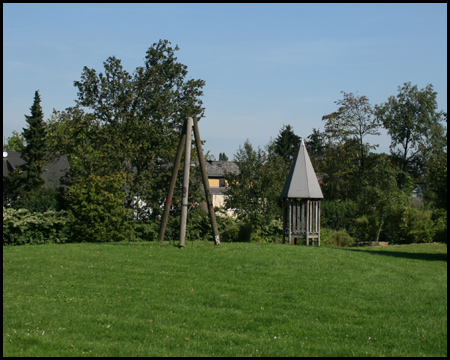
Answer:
318 201 321 246
282 199 286 244
306 200 310 245
192 117 220 245
179 117 193 247
288 200 292 245
158 120 187 243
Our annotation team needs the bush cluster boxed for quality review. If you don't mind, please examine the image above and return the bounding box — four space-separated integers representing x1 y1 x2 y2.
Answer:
321 198 447 245
385 207 447 244
11 187 64 212
321 200 358 236
3 208 69 245
320 228 355 248
66 173 134 243
140 206 284 244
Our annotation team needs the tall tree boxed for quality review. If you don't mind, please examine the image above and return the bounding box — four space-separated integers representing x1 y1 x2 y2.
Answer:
13 91 48 195
52 40 206 218
374 82 445 184
272 125 301 163
21 91 48 190
354 153 399 243
423 112 447 209
322 91 380 176
306 128 326 173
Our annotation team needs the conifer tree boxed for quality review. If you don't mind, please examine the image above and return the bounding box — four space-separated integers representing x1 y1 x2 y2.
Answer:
18 91 47 194
273 125 301 163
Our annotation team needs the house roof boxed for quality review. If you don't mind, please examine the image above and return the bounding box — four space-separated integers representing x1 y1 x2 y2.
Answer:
280 139 323 199
3 150 70 189
204 160 240 177
42 154 71 189
3 150 25 177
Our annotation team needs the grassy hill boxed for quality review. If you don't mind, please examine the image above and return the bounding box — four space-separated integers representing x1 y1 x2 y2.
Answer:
3 242 447 357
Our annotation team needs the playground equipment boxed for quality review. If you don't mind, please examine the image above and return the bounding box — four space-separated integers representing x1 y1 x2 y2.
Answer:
281 139 323 245
158 117 220 247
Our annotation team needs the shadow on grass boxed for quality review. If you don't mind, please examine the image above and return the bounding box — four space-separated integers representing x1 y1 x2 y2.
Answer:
107 241 189 248
342 248 447 262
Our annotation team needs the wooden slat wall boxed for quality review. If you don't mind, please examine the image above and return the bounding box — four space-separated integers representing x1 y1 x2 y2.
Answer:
283 199 321 245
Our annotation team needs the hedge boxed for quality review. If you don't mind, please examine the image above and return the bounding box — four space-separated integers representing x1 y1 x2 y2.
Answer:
3 208 69 245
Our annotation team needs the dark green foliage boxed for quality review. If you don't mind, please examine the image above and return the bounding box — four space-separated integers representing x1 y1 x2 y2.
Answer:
318 138 361 201
322 91 380 177
185 206 213 242
321 200 358 236
218 152 228 161
272 124 300 163
431 209 447 243
306 128 327 173
62 39 206 215
18 91 48 193
11 187 64 212
3 208 69 245
423 112 447 210
353 154 399 242
66 173 134 243
45 40 206 224
224 139 286 234
5 92 48 203
216 214 241 242
129 220 160 241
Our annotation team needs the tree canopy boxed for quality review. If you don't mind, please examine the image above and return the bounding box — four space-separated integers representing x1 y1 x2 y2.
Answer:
50 40 206 218
374 82 446 181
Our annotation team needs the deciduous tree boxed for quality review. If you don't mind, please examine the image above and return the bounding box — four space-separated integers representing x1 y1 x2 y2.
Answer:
322 91 380 176
224 140 285 232
4 130 25 151
51 40 206 218
374 82 445 185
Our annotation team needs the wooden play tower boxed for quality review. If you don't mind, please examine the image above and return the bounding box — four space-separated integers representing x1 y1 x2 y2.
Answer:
281 139 323 245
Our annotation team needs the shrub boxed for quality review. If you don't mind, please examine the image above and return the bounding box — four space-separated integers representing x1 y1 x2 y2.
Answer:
66 173 134 243
321 200 358 236
332 229 356 247
129 220 159 242
217 214 240 243
186 206 212 242
320 227 355 248
11 187 64 212
3 207 69 245
353 215 387 243
250 219 283 243
386 205 436 244
320 228 334 247
432 209 447 244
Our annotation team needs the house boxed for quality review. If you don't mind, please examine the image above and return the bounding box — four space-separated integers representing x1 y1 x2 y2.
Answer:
204 160 240 215
3 150 71 190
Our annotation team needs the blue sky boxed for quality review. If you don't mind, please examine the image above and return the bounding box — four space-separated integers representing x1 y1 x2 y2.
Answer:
3 3 447 159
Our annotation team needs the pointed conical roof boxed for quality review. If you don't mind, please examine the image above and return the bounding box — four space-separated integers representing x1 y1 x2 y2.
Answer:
280 138 323 199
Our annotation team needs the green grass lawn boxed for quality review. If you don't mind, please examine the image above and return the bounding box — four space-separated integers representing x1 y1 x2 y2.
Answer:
3 241 447 357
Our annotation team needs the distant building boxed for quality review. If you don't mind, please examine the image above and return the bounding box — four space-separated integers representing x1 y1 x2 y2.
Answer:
203 160 240 216
3 150 70 190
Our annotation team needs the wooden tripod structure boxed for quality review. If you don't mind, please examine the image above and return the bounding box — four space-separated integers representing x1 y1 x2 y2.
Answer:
158 117 220 247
